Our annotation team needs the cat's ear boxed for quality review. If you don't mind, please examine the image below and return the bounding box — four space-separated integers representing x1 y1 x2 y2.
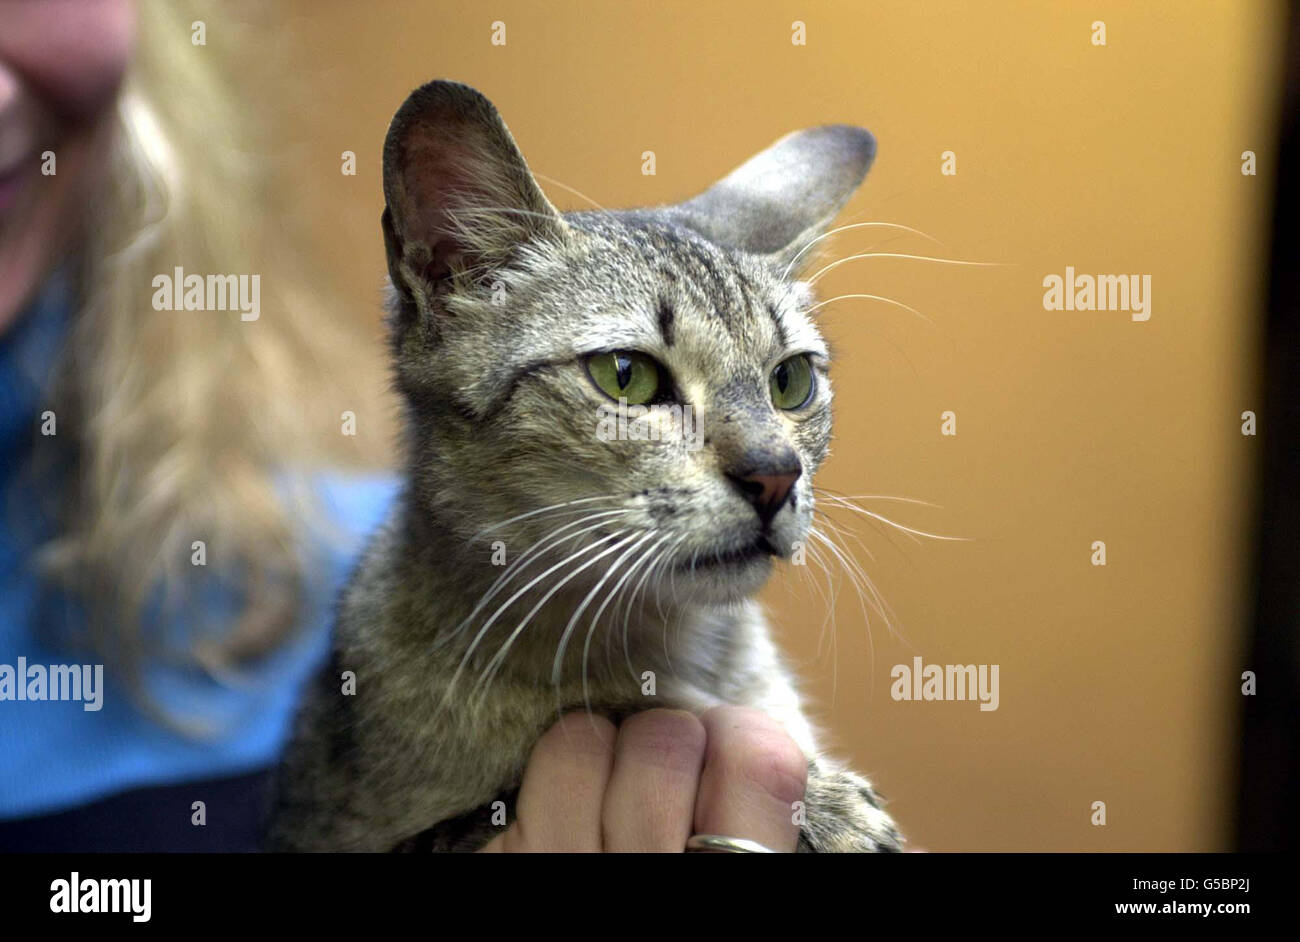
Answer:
381 81 567 308
666 125 875 274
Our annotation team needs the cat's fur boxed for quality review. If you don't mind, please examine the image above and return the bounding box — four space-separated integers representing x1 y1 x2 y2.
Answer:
267 80 902 852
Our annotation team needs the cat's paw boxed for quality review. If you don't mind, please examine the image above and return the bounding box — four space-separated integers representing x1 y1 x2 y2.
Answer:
797 761 903 853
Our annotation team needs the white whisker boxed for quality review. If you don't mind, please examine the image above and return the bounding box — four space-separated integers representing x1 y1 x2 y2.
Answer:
533 171 613 214
807 251 1010 286
577 531 659 709
803 293 934 326
782 221 946 280
476 532 641 698
620 534 678 681
469 495 619 542
444 520 626 699
438 509 632 650
553 530 656 685
814 488 940 509
817 493 968 542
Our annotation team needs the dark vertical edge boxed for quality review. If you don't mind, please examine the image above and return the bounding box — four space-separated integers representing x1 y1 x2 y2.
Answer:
1236 0 1300 853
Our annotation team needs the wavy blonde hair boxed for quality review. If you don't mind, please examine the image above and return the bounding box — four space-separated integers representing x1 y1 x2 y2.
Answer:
38 0 378 704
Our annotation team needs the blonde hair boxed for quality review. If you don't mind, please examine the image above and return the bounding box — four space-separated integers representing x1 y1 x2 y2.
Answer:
38 1 376 704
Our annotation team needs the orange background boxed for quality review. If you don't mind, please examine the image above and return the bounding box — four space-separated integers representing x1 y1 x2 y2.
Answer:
267 1 1285 850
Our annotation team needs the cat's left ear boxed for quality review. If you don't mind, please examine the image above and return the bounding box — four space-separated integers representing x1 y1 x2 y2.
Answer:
665 125 875 274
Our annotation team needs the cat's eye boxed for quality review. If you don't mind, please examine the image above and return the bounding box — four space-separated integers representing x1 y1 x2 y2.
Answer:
585 350 662 405
769 355 815 410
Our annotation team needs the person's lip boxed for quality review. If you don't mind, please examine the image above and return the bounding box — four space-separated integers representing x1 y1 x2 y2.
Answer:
0 156 33 214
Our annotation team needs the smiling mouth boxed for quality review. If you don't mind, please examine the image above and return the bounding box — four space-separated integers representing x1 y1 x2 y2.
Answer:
677 535 778 572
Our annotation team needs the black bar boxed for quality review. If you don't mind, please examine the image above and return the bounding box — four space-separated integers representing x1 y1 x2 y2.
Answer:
1236 0 1300 852
0 853 1278 929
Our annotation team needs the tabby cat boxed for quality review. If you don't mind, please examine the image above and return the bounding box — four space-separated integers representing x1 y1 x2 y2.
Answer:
268 80 902 853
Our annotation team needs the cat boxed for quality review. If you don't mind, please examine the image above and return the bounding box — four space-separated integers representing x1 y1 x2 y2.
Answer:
267 80 903 853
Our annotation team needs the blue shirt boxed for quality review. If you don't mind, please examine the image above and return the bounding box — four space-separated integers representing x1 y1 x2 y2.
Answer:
0 275 397 820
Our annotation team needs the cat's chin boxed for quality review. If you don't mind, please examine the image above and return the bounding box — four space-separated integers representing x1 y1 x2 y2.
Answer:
668 540 777 604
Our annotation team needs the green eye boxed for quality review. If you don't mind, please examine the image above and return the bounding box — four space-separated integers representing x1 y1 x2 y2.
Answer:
585 350 662 405
770 355 815 410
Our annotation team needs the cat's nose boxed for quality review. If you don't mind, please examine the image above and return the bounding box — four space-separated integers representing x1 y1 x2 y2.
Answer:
726 462 802 529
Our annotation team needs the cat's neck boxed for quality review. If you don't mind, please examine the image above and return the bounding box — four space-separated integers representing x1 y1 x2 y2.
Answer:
384 496 745 693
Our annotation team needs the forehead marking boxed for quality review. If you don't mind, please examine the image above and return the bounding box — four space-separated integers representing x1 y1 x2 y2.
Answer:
657 296 675 346
766 302 790 349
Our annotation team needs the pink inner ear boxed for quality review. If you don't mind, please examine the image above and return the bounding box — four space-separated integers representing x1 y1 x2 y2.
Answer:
398 130 477 258
400 142 522 285
383 84 563 290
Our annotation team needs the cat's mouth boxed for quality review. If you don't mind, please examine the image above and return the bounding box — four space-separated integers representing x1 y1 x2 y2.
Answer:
677 535 778 572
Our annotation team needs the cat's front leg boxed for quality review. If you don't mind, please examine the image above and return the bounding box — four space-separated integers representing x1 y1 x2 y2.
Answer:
666 676 903 852
391 789 518 852
685 618 904 852
796 757 903 852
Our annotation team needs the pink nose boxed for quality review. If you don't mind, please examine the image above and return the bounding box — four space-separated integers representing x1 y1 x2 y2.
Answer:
727 469 801 528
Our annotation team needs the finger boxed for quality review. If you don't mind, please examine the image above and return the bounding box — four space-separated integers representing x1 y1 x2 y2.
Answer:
693 706 806 853
504 712 616 852
601 709 707 852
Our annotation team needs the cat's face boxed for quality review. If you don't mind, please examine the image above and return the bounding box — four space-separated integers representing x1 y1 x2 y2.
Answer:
381 82 873 607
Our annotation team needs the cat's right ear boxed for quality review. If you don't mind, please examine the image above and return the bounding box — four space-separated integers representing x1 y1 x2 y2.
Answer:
381 81 566 313
665 125 876 275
